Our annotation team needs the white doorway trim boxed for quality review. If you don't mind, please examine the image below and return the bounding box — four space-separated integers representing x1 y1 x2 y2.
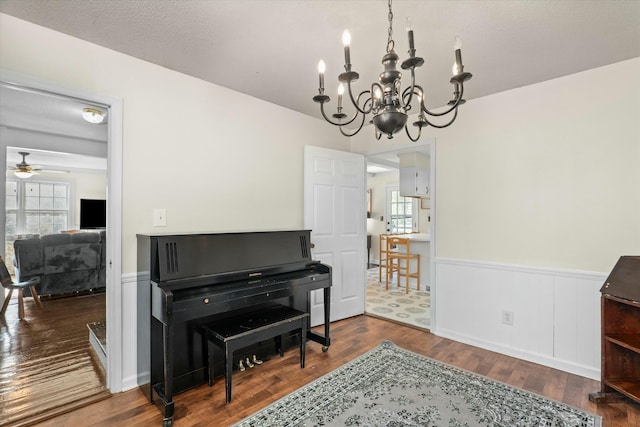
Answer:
364 139 436 331
0 68 124 392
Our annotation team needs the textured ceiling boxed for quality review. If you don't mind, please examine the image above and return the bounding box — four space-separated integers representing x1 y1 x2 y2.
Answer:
3 0 638 173
1 0 639 123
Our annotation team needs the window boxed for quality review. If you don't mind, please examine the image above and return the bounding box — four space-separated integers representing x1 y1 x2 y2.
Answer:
5 179 71 274
385 187 418 234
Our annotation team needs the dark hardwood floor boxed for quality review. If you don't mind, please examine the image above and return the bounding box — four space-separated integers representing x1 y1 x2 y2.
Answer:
0 292 109 427
17 308 637 427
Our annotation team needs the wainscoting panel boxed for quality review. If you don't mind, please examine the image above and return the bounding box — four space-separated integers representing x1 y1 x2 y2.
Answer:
121 272 140 391
433 258 606 380
553 275 602 371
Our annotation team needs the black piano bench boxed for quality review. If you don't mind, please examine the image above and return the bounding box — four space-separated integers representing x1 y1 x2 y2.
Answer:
201 304 309 404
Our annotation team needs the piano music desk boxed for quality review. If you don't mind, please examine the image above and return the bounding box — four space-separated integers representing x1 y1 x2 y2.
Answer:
201 304 309 404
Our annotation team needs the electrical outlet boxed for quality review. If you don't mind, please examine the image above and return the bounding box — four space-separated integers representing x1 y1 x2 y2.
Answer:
502 310 514 326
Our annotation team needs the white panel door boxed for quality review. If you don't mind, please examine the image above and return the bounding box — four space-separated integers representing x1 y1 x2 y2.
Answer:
304 145 366 325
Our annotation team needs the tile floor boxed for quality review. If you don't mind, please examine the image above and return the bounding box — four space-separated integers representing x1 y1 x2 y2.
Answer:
365 267 430 330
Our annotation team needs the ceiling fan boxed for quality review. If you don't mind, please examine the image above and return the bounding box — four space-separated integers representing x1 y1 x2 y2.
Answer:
8 151 68 178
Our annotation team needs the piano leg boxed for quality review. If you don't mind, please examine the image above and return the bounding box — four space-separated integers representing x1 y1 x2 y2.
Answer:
322 286 331 352
162 320 175 426
300 316 308 366
306 286 331 351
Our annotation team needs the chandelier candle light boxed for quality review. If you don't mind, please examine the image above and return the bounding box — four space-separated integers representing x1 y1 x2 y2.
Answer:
313 0 472 141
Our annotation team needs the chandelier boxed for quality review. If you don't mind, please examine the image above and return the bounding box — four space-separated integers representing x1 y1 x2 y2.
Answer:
313 0 472 141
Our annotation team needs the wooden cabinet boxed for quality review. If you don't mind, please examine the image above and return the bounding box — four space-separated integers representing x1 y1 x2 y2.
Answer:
589 256 640 404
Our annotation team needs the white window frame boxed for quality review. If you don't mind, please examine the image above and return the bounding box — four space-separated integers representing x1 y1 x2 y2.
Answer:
5 178 73 238
385 186 419 234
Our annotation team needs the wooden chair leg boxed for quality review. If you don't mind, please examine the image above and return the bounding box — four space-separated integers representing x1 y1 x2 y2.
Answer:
406 259 410 294
18 288 25 320
416 254 420 291
1 288 14 316
385 260 390 290
30 286 43 309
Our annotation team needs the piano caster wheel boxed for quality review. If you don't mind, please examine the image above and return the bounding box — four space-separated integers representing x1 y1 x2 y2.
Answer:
252 354 263 365
245 357 255 368
163 418 173 427
238 360 245 372
322 346 329 352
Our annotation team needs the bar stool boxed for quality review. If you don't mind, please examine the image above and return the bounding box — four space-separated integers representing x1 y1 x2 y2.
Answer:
386 237 420 294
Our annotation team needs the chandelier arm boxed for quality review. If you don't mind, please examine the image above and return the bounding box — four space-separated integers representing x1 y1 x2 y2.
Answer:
402 84 424 111
420 83 466 117
421 107 459 129
338 111 367 137
400 67 418 110
319 101 360 127
347 82 374 115
404 123 422 142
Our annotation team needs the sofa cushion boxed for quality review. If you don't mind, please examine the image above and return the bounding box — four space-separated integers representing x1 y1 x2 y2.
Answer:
71 233 101 244
43 240 101 274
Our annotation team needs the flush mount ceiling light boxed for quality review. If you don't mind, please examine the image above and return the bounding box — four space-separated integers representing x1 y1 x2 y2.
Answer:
82 107 105 124
313 0 472 141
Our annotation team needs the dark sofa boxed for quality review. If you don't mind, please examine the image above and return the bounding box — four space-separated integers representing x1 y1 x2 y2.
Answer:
13 231 106 298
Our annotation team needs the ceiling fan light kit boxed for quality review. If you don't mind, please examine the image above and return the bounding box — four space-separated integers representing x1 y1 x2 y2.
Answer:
7 151 74 178
14 170 34 179
313 0 472 141
12 151 36 179
82 107 105 124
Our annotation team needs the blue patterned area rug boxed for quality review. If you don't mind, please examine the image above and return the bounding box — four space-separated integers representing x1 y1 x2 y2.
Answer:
234 341 601 427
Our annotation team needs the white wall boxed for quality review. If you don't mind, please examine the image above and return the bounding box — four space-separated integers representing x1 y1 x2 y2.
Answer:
354 58 640 272
433 58 640 273
0 13 345 274
432 58 639 379
0 13 346 391
354 58 640 378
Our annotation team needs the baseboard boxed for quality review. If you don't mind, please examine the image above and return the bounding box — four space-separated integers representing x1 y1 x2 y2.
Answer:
434 326 600 380
88 322 107 370
121 374 140 392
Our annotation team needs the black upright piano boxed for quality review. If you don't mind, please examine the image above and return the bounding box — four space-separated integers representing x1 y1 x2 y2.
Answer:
137 230 331 426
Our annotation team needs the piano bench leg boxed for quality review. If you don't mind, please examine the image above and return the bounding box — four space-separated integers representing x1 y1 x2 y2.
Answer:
275 335 284 357
207 340 214 387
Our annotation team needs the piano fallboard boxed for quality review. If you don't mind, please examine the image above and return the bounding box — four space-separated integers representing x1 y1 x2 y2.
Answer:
151 264 330 323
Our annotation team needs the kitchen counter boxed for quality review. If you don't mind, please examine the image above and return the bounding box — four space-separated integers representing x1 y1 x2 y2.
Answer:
396 233 430 242
393 233 430 289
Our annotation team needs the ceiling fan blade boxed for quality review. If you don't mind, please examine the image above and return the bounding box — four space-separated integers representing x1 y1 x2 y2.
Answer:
40 169 70 174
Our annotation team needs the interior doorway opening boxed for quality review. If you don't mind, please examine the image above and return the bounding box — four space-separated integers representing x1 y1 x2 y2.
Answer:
364 144 434 331
0 72 123 424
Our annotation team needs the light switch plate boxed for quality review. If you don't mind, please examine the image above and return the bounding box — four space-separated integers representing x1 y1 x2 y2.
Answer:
153 208 167 227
